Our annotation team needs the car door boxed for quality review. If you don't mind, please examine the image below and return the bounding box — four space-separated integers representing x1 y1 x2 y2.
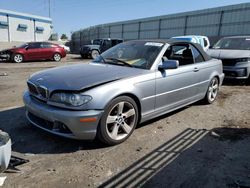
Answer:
25 43 42 60
189 44 213 96
155 44 201 112
40 42 54 59
100 39 112 53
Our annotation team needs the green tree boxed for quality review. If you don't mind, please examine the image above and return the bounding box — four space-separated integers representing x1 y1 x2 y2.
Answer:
60 34 68 40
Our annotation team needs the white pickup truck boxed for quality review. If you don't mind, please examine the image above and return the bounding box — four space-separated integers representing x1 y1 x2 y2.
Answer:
171 35 210 51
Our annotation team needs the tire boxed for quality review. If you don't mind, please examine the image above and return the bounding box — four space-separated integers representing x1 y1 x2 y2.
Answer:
53 53 61 62
203 77 219 104
91 50 99 59
97 96 139 145
13 54 23 63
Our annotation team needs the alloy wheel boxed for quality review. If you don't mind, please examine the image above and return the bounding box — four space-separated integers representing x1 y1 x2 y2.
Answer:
54 53 61 61
208 78 219 102
105 101 136 141
91 50 99 59
14 54 23 63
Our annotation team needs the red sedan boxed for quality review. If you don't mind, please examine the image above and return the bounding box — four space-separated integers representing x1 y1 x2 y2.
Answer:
0 42 66 63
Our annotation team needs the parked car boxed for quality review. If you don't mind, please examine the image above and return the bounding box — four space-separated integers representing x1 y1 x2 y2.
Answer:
80 38 123 59
171 35 210 51
23 40 224 145
207 36 250 79
0 42 66 63
59 44 70 53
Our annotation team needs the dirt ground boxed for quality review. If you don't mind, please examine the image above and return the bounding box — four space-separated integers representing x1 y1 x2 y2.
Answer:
0 56 249 188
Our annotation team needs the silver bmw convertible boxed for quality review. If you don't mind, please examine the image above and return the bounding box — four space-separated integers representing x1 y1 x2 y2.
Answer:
23 40 224 145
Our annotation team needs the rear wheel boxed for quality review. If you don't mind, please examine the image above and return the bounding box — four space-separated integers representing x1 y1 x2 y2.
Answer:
204 77 219 104
53 53 61 62
91 50 99 59
13 54 23 63
97 96 138 145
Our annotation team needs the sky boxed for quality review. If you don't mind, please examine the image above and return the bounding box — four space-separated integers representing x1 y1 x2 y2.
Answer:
0 0 250 38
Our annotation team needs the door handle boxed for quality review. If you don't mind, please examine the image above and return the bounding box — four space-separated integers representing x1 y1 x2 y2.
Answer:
193 67 199 72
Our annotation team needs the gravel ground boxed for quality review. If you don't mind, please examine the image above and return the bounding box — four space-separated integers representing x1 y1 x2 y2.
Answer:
0 56 249 188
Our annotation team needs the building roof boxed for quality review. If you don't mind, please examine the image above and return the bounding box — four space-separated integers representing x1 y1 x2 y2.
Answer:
0 9 52 23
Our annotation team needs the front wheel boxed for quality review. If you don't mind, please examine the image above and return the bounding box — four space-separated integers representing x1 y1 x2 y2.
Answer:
204 77 219 104
97 96 139 145
91 50 99 59
13 54 23 63
53 53 61 62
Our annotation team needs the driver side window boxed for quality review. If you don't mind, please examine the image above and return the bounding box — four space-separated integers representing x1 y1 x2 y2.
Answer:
162 44 194 66
28 43 41 49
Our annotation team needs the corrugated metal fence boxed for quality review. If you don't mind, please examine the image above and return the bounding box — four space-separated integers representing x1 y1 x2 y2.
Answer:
71 3 250 53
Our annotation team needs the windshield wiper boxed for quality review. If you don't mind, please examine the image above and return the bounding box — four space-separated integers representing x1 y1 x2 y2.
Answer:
105 57 133 67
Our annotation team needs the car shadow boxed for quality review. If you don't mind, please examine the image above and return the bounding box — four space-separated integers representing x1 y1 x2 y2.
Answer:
71 56 84 60
0 101 206 155
223 78 250 86
137 106 189 129
0 107 107 154
99 127 250 188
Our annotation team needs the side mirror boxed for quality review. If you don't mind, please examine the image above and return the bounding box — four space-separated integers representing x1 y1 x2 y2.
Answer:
209 46 213 49
158 60 179 70
25 46 29 50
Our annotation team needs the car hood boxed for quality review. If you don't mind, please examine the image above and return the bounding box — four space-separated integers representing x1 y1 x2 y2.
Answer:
29 63 147 92
0 47 21 52
207 49 250 59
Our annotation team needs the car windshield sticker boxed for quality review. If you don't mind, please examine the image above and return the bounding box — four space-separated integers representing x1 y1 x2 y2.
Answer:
145 42 163 47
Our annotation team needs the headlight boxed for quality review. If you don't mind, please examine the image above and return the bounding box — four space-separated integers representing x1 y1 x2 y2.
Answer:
50 93 92 107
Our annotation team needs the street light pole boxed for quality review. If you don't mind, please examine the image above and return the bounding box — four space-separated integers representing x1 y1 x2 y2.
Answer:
49 0 51 18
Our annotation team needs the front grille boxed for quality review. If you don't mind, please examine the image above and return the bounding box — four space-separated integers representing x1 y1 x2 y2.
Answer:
81 47 90 53
27 82 39 95
27 81 49 101
221 59 237 66
37 86 48 99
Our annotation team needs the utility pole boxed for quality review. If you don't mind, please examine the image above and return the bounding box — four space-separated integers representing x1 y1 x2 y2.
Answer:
48 0 51 18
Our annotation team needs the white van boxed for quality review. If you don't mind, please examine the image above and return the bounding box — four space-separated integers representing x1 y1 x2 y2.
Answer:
171 35 210 51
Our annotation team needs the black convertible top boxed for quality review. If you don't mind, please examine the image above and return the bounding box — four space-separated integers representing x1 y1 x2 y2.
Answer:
167 39 212 61
131 39 212 61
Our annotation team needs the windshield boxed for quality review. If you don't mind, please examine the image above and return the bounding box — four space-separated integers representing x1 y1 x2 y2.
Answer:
93 39 103 45
17 43 28 48
213 38 250 50
93 41 164 69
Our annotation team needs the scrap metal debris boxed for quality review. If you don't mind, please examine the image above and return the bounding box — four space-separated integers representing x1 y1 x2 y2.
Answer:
0 176 6 187
0 72 8 76
8 156 29 172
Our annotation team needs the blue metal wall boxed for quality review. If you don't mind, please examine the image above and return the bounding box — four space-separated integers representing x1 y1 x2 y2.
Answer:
71 3 250 53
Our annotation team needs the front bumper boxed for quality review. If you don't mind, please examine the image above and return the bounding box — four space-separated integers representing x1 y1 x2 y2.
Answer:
0 53 11 61
80 48 91 56
223 65 250 79
23 91 104 140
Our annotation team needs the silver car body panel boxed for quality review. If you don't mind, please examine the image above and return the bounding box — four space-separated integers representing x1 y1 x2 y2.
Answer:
24 41 224 140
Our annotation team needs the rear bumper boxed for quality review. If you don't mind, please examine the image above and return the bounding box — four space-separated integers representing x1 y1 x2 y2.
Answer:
23 91 103 140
